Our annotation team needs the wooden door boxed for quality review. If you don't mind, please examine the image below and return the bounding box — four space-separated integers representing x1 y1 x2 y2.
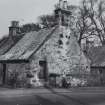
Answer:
39 61 48 81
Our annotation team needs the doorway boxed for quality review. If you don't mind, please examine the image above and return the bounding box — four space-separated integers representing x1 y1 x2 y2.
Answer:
0 63 7 85
39 61 48 81
99 69 104 85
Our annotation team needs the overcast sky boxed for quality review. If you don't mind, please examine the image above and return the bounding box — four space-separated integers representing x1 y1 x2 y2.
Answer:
0 0 80 38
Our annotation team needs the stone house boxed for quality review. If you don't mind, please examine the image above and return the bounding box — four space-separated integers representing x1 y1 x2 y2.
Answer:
0 0 90 87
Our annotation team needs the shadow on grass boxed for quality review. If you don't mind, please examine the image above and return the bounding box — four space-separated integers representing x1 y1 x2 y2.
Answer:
36 95 65 105
46 87 105 105
46 87 89 105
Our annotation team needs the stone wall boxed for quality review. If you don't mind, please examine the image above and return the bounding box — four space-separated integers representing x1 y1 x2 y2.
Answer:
29 26 90 86
6 63 29 87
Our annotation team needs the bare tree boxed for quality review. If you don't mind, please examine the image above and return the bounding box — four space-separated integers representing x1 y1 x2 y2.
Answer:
38 14 56 28
74 0 96 45
37 0 105 46
78 0 105 45
20 23 41 33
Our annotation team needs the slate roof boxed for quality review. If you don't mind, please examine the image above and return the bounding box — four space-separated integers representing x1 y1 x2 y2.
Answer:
0 27 57 62
0 34 24 55
88 46 105 67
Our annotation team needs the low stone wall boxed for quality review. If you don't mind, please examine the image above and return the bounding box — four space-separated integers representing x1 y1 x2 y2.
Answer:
48 73 105 88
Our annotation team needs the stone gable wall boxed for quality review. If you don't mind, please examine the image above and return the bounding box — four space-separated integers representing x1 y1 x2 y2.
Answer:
29 26 90 86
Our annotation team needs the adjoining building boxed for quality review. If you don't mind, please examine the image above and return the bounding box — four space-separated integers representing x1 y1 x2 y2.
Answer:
0 0 90 87
0 21 25 85
87 46 105 85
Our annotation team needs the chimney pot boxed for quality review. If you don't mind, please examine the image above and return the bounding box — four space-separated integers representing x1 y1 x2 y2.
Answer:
9 20 19 37
11 21 19 27
63 1 68 9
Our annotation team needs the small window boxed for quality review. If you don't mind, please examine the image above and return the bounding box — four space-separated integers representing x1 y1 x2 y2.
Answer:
68 36 70 39
57 50 61 54
60 34 63 38
66 35 68 38
58 40 63 45
99 69 102 74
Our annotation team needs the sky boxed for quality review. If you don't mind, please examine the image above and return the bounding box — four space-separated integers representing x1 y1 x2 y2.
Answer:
0 0 80 38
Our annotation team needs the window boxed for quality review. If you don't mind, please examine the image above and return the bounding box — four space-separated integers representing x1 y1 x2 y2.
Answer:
58 39 63 45
68 36 70 39
99 69 102 74
39 61 48 81
60 34 63 38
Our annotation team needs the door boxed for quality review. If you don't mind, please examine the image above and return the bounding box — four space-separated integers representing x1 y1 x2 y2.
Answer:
99 69 104 85
39 61 48 81
0 63 7 85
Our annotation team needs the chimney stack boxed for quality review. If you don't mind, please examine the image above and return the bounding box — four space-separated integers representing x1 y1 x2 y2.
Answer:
9 21 19 36
63 1 68 9
59 0 63 9
54 0 72 26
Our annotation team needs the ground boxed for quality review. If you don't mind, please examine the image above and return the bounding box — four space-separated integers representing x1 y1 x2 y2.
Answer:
0 87 105 105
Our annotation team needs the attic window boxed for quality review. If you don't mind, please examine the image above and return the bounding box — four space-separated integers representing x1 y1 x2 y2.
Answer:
60 34 63 38
58 39 63 45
